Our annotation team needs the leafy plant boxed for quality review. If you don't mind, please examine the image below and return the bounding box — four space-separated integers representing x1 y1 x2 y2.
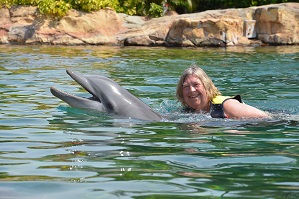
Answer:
38 0 71 17
66 0 119 13
0 0 39 7
168 0 194 13
148 2 163 17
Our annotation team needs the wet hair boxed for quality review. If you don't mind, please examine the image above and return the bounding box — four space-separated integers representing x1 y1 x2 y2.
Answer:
176 64 221 108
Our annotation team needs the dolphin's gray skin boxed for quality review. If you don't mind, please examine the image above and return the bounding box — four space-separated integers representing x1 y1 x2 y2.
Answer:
50 69 162 121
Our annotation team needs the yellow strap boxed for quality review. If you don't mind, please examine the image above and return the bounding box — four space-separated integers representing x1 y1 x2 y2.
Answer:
211 95 231 104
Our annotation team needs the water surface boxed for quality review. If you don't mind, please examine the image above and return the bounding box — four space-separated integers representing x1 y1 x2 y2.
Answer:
0 45 298 198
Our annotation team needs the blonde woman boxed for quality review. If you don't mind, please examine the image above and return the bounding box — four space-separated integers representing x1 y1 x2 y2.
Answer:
176 66 269 119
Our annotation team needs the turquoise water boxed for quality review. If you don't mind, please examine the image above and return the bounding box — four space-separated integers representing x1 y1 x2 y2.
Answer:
0 45 298 198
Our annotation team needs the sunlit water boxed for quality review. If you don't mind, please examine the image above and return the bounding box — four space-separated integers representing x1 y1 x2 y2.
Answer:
0 45 298 199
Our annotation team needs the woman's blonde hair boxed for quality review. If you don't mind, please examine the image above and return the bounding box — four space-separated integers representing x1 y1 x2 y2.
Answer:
176 65 221 107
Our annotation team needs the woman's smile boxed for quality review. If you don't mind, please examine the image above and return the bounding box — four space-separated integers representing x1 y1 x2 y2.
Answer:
182 74 209 112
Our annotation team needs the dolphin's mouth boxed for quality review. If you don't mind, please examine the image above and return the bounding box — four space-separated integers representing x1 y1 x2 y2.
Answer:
50 87 100 102
50 69 101 104
66 69 96 96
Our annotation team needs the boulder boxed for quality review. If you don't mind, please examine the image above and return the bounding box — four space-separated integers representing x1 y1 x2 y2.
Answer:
119 16 174 46
165 17 248 47
255 3 299 44
55 9 124 45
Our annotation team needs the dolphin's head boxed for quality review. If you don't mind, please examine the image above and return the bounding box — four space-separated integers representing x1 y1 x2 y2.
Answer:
50 69 162 121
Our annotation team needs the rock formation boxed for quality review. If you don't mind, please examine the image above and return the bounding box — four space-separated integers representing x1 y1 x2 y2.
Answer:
0 3 298 46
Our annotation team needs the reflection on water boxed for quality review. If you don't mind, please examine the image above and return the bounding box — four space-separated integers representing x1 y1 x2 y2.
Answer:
0 45 298 199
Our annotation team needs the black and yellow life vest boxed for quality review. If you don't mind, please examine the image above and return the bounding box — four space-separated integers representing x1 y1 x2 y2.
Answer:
210 95 243 118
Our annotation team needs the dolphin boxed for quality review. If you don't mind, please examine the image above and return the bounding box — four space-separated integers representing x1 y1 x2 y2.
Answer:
50 69 162 121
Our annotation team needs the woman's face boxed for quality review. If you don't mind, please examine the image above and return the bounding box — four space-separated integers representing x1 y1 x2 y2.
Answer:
182 74 209 112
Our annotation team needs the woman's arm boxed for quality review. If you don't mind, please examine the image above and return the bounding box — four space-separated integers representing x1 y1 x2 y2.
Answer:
223 99 270 119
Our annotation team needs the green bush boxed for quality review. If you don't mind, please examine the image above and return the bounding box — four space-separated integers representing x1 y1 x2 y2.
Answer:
66 0 119 13
116 0 153 16
0 0 39 7
38 0 71 17
148 2 163 18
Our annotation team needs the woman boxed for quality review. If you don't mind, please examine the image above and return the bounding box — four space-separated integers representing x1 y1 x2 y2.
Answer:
176 66 269 119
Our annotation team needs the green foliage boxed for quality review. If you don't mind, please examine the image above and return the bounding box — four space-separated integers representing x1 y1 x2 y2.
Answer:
116 0 138 15
0 0 39 7
116 0 161 16
115 0 137 15
38 0 71 17
169 0 194 13
12 0 39 5
148 2 163 18
66 0 119 13
0 0 10 8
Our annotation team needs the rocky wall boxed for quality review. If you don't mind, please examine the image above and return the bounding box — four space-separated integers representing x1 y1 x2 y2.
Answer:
0 3 298 46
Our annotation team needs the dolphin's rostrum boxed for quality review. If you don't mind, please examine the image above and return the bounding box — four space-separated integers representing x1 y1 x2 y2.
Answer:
50 69 162 121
